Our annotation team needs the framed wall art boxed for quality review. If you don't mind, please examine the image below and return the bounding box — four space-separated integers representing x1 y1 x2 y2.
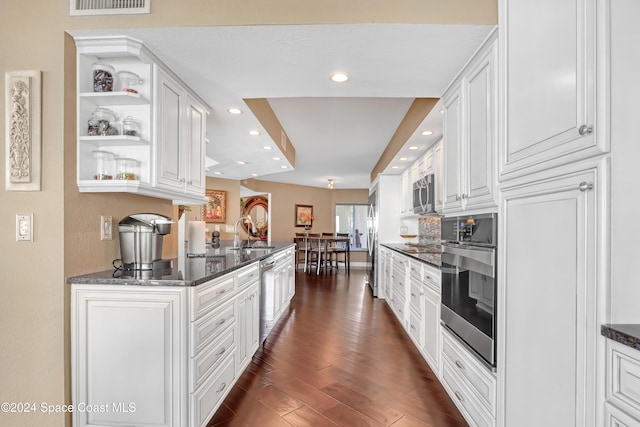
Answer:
203 189 227 223
295 204 313 228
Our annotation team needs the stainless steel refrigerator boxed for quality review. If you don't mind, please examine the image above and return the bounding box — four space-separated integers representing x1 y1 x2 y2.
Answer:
366 185 378 297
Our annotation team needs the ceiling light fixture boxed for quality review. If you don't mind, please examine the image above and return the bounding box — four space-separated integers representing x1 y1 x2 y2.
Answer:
399 157 408 161
408 146 419 151
273 157 281 161
227 108 243 115
281 165 288 169
392 166 400 169
262 146 272 150
213 171 222 175
421 130 433 136
330 72 349 83
251 173 258 177
236 161 247 165
248 130 260 136
328 179 334 189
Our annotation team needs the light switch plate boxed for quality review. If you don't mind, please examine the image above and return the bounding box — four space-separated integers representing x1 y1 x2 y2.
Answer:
16 214 33 242
100 216 112 240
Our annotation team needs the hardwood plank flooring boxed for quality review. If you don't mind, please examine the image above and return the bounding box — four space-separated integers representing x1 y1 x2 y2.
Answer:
207 269 468 427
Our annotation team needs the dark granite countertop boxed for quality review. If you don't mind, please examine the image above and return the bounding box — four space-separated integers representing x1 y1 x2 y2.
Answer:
66 240 295 287
381 243 441 268
601 324 640 351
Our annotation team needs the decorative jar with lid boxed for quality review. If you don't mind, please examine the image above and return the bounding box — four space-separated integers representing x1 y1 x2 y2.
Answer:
92 63 115 92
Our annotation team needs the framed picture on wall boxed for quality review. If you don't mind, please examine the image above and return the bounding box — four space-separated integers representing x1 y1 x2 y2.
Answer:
203 189 227 223
295 204 313 227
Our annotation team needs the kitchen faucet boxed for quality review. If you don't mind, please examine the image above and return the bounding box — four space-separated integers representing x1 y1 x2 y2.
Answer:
233 215 256 248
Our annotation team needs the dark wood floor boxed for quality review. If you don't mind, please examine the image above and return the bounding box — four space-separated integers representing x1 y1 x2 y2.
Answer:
207 269 468 427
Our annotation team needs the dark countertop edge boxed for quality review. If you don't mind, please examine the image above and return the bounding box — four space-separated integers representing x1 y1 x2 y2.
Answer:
380 243 441 269
601 324 640 351
66 242 295 287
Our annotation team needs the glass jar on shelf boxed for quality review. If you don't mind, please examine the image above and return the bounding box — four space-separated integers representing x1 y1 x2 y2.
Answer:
117 71 142 94
115 157 140 181
121 116 140 137
92 62 115 92
87 107 118 136
92 150 115 180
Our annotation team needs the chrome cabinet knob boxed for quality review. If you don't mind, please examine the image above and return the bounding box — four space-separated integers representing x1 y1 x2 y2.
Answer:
578 124 593 136
578 181 593 192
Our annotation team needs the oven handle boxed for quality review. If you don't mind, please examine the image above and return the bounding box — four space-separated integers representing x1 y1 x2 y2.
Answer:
441 242 495 267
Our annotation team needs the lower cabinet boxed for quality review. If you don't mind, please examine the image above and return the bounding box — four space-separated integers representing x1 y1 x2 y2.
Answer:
70 253 296 427
605 339 640 427
441 328 496 427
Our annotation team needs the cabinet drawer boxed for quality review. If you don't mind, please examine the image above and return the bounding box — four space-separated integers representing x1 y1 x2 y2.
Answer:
422 265 441 292
608 340 640 417
442 329 496 414
409 261 422 281
409 282 422 313
190 275 235 321
190 327 235 390
191 299 235 356
191 353 235 427
442 359 494 427
605 402 640 427
237 264 259 289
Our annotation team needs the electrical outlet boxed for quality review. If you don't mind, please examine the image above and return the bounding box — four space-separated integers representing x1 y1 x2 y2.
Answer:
100 216 112 240
225 225 234 233
214 224 220 232
16 213 33 242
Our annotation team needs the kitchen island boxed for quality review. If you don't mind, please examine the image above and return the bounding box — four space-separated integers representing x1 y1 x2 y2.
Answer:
67 241 295 427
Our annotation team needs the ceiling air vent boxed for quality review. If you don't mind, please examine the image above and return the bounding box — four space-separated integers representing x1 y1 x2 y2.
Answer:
70 0 150 16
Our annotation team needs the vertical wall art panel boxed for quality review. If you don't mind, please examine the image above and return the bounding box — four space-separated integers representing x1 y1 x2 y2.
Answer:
5 70 41 191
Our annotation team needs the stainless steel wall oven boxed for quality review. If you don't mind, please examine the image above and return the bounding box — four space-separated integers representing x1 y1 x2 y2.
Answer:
440 213 497 368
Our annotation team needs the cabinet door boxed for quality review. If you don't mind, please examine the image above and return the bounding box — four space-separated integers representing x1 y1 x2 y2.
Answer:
432 139 444 212
501 0 601 178
185 95 206 195
502 166 599 427
423 285 440 373
401 170 410 215
464 43 497 209
236 289 250 372
443 88 463 211
155 66 184 190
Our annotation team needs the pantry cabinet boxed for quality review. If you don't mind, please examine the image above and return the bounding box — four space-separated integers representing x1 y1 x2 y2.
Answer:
499 161 602 427
499 0 607 180
443 30 498 214
74 36 209 204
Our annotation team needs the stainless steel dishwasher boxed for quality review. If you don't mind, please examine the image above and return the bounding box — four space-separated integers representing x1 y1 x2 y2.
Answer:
259 256 276 344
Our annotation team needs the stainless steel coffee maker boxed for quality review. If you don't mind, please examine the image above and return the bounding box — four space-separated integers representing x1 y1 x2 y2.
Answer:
118 213 174 270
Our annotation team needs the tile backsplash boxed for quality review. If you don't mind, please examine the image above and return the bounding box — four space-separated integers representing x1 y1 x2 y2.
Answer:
418 217 441 244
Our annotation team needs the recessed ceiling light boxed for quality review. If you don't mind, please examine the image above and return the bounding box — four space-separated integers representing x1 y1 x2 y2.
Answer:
440 109 445 114
273 157 281 161
251 173 258 177
392 166 400 169
408 146 419 151
399 157 408 161
227 108 243 115
213 171 222 175
330 72 349 83
236 161 247 165
421 130 433 136
248 130 260 136
281 165 288 169
262 146 272 150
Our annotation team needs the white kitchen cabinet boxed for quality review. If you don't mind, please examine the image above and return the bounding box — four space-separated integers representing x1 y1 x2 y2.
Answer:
432 138 444 212
499 0 607 179
499 161 602 427
442 328 496 427
236 282 259 373
71 285 188 427
155 67 209 202
401 169 411 215
422 284 440 374
605 339 640 426
443 30 498 214
70 255 287 427
74 36 209 204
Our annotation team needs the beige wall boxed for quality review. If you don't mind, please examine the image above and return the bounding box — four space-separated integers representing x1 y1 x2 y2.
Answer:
0 1 496 426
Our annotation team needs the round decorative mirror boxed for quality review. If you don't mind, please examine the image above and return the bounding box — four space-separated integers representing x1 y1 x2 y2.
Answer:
241 195 268 238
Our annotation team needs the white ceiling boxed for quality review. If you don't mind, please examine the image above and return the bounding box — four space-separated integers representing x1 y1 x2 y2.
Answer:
68 24 495 189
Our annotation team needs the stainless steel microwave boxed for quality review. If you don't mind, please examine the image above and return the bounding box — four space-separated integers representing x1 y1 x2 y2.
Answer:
412 173 435 215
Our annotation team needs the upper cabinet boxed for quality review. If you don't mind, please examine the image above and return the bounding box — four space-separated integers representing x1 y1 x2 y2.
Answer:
443 30 498 214
499 0 608 180
75 36 210 204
